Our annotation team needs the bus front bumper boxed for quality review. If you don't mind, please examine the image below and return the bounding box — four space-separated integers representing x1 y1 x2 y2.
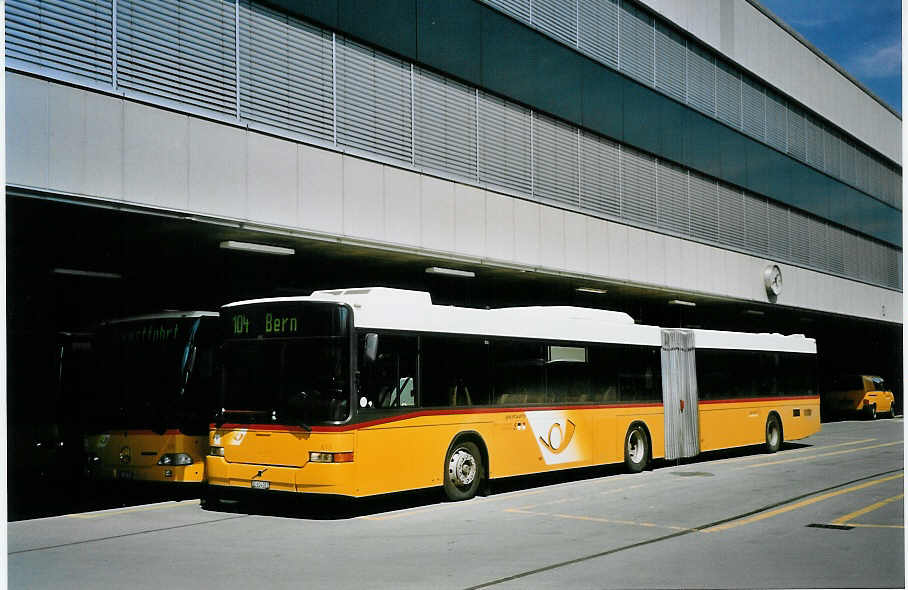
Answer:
205 457 356 496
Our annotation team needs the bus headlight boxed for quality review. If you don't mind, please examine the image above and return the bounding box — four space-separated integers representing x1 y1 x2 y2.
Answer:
158 453 193 466
309 451 354 463
209 446 225 457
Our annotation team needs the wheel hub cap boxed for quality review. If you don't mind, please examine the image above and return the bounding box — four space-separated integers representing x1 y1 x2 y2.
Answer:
449 449 476 486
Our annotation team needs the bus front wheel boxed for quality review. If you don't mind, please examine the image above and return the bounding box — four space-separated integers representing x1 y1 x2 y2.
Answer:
624 425 649 473
443 441 483 501
765 414 782 453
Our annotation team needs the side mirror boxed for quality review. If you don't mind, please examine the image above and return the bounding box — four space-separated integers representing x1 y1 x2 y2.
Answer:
363 333 378 364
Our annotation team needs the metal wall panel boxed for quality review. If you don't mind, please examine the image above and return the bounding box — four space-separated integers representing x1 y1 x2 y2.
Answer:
619 0 654 87
579 131 621 217
655 21 685 103
789 209 810 265
532 0 577 47
7 0 113 83
741 75 765 141
688 171 718 242
686 42 715 117
577 0 618 69
414 68 477 179
805 114 824 170
661 329 699 461
533 112 579 208
766 200 790 260
823 127 841 180
786 106 806 162
238 1 333 141
717 183 747 250
854 147 869 194
656 159 689 234
117 0 237 114
827 225 845 274
841 139 856 186
744 193 768 254
478 91 532 194
619 146 657 225
336 36 413 163
765 90 787 153
715 59 741 130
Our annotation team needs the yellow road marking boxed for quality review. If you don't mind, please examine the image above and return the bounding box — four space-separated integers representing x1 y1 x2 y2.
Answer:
735 441 902 470
67 500 200 519
832 493 904 525
702 473 904 533
844 523 904 529
512 484 648 511
359 489 547 521
727 438 876 463
505 508 693 532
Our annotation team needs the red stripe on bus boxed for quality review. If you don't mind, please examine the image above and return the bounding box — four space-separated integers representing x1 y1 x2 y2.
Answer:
699 395 819 405
210 403 665 432
95 429 184 436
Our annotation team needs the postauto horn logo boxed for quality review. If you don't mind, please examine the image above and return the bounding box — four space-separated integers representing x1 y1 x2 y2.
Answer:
526 411 583 465
119 446 131 464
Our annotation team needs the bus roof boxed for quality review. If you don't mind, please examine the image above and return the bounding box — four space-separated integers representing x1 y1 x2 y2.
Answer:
224 288 815 354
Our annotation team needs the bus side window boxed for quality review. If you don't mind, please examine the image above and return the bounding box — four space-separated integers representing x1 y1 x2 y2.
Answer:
358 334 417 409
420 336 490 407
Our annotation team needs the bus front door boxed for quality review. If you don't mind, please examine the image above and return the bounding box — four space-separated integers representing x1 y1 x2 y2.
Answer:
660 329 700 461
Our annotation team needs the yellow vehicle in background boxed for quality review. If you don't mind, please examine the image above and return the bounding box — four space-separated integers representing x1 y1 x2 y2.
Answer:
822 375 896 420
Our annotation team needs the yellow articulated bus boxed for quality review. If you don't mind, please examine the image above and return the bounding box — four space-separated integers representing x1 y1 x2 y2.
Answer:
206 288 819 503
84 312 219 487
822 375 896 420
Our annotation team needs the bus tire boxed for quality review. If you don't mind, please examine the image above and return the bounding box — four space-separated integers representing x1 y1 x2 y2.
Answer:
764 414 782 453
624 424 649 473
867 404 877 420
443 441 483 501
888 402 897 418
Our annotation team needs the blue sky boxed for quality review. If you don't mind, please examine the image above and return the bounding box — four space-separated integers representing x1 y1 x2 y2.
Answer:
759 0 901 113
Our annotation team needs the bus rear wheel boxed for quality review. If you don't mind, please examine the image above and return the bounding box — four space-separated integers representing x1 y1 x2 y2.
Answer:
624 425 649 473
443 441 483 501
866 404 877 420
765 414 782 453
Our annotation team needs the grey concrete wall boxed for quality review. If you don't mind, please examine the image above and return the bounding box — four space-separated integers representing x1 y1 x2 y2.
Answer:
639 0 901 166
6 72 901 324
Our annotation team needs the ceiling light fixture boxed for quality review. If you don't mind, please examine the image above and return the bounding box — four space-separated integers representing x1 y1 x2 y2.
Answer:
425 267 475 278
668 299 696 307
219 241 295 256
52 268 122 280
576 287 608 294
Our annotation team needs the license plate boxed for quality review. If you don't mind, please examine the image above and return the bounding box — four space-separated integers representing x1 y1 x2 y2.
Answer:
251 480 270 490
117 470 133 480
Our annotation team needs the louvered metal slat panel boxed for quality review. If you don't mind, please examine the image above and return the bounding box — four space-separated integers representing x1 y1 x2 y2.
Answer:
823 127 841 180
826 225 844 275
869 158 882 201
532 0 577 47
867 238 881 284
578 0 618 69
741 75 764 141
579 131 621 218
840 140 856 186
884 247 900 288
654 22 685 103
854 147 869 194
744 193 768 254
414 68 477 180
619 146 657 225
807 217 828 270
805 115 824 170
717 183 746 250
238 2 333 141
7 0 113 83
118 0 236 114
688 171 718 242
786 106 806 162
336 37 412 164
484 0 531 22
715 59 741 129
686 42 715 117
766 200 790 260
478 92 531 194
880 165 894 207
619 1 654 87
533 113 579 208
788 209 810 266
656 160 688 234
842 231 859 278
765 90 787 153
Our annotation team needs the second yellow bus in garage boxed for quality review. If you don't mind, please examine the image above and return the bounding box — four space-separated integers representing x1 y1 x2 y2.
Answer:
206 288 819 502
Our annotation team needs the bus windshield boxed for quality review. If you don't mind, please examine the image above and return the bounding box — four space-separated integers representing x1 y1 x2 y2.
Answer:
220 302 352 424
89 317 207 433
